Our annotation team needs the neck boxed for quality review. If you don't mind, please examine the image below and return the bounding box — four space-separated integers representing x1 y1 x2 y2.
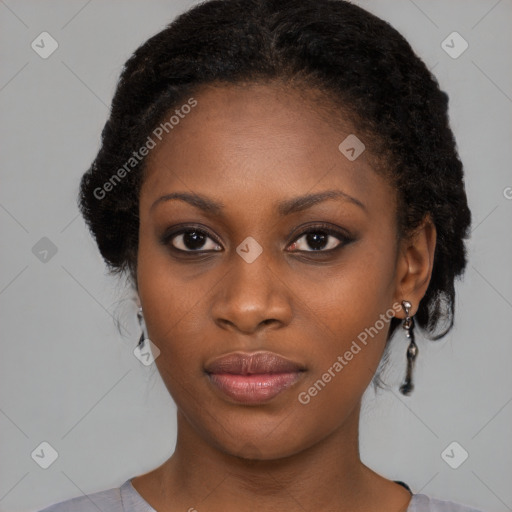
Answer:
144 402 401 512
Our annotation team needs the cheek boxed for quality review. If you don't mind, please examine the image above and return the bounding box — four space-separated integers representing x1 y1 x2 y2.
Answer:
294 234 398 389
136 229 209 367
302 236 396 337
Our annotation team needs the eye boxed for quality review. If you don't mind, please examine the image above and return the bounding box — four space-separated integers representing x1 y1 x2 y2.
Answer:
164 226 222 253
287 224 352 252
162 223 354 255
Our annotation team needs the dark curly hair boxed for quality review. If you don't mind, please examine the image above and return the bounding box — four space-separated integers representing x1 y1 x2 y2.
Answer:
78 0 471 362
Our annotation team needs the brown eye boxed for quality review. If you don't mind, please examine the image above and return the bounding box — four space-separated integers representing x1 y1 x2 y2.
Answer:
289 231 340 252
288 224 353 253
164 228 222 253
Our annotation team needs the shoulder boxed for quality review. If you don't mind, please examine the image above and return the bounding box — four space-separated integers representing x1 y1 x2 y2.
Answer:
36 485 122 512
408 493 486 512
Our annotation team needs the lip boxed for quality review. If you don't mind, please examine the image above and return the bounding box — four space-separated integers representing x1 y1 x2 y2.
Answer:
205 351 306 404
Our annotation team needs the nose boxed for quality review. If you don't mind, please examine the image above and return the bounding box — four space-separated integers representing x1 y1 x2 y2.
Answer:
211 253 293 335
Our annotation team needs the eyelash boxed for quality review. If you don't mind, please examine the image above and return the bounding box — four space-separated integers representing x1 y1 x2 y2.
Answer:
161 223 354 256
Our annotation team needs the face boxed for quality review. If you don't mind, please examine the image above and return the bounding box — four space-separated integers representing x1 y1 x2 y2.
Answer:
137 82 405 459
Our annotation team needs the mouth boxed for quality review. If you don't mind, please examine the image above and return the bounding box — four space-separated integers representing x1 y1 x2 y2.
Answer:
204 351 306 405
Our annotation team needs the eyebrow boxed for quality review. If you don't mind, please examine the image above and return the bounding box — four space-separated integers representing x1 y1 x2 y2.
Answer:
150 190 366 215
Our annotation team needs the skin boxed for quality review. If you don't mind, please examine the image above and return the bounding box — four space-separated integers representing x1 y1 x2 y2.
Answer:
132 82 436 512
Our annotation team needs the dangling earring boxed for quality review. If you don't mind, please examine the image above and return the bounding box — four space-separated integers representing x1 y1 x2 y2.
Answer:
137 306 146 348
399 300 418 396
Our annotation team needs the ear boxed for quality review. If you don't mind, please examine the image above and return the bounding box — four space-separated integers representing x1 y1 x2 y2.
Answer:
393 215 437 318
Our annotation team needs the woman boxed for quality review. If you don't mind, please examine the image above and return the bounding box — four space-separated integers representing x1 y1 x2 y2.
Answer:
38 0 484 510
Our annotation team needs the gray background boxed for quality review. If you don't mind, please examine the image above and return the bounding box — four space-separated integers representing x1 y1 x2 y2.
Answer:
1 1 511 511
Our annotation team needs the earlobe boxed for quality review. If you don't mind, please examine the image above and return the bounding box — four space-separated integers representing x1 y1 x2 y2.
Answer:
394 216 437 317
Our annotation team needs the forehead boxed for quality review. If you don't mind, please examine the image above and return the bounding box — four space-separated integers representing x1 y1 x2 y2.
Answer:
140 82 391 216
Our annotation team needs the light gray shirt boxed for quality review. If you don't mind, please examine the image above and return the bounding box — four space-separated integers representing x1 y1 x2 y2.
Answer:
36 478 486 512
